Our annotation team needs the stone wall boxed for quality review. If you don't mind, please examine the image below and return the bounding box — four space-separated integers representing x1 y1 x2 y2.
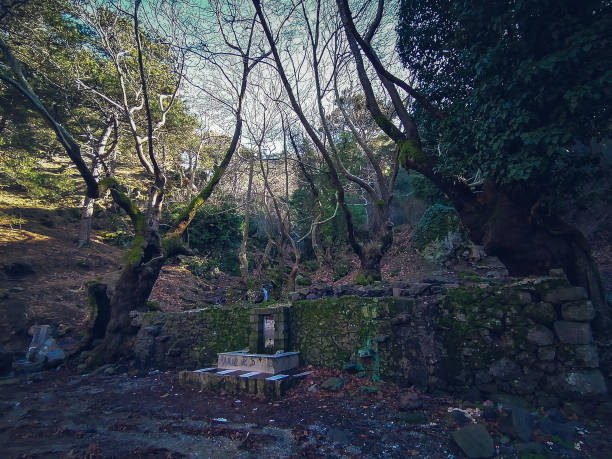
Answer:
133 305 251 370
381 275 608 405
131 273 609 405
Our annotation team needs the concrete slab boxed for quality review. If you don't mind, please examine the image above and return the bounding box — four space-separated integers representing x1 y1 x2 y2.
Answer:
218 351 299 374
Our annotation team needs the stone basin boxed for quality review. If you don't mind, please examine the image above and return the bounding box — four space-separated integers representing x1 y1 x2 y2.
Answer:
217 350 299 375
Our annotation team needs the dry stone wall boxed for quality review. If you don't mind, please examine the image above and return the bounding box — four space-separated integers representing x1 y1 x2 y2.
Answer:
132 272 609 406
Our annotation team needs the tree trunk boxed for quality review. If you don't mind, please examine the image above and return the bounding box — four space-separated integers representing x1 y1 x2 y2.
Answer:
239 155 255 285
77 196 95 248
444 182 610 329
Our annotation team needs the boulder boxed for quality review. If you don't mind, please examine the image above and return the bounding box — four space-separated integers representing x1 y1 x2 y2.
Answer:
526 325 554 346
553 321 592 344
451 424 495 458
544 286 587 304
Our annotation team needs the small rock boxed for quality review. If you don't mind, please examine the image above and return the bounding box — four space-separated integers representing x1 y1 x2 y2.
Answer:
451 423 495 458
553 321 592 344
320 377 343 392
544 286 587 304
514 442 546 455
399 391 423 410
9 286 24 293
307 384 318 393
103 367 116 376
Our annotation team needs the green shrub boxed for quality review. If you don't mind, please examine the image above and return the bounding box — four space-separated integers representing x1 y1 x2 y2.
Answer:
412 204 462 251
333 261 351 281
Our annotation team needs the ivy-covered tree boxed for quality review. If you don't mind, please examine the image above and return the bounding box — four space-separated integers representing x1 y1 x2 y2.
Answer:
336 0 612 326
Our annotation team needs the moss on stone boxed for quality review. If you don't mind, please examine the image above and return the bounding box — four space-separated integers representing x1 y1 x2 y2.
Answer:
290 296 402 374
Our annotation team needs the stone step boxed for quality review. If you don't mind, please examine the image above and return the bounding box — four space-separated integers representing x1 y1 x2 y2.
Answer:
178 367 311 400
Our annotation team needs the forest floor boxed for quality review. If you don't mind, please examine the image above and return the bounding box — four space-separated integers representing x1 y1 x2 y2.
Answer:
2 367 612 459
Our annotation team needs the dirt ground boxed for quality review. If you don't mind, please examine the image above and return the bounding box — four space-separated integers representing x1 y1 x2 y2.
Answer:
2 367 612 459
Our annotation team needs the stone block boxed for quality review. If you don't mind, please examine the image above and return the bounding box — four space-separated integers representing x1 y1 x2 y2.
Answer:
547 370 608 398
523 303 556 324
558 345 599 368
553 321 592 344
544 286 587 304
526 325 554 346
537 346 556 361
561 301 595 322
489 358 521 381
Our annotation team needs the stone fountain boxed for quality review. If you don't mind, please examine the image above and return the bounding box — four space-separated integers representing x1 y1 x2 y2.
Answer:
178 304 309 399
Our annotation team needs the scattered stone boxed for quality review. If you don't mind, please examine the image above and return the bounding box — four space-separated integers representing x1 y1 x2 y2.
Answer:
398 391 423 410
514 442 546 455
39 338 66 368
544 286 587 304
498 406 533 441
527 325 554 346
451 423 495 458
307 384 318 393
320 377 343 392
9 286 24 293
561 301 595 322
553 321 592 344
26 325 52 361
103 366 116 376
489 358 521 381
